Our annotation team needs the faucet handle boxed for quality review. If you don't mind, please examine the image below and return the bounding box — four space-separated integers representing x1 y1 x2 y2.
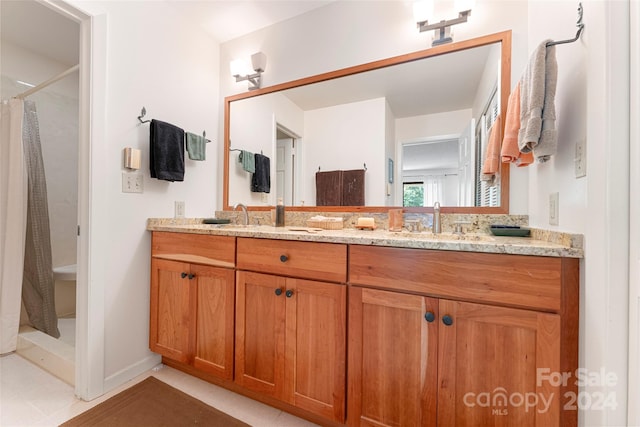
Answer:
453 220 471 235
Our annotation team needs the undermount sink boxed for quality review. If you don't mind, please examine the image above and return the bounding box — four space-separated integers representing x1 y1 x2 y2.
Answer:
392 231 495 242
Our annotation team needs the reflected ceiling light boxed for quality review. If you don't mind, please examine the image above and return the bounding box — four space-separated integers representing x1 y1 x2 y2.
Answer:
230 52 267 91
414 0 475 46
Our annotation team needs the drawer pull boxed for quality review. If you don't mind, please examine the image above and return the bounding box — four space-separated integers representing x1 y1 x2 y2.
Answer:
188 274 195 280
424 312 435 323
442 315 454 326
181 272 188 279
285 289 294 298
275 288 283 296
280 254 289 263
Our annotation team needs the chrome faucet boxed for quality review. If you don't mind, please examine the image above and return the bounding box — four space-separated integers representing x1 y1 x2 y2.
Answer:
432 202 441 234
233 203 249 226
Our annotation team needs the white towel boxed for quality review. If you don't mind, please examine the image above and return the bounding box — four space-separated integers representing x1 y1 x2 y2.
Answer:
518 40 558 163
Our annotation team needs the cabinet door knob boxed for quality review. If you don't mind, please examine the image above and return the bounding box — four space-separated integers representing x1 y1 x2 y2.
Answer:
188 274 195 280
285 289 294 298
424 311 435 322
280 254 288 263
442 315 454 326
181 272 188 279
275 288 283 296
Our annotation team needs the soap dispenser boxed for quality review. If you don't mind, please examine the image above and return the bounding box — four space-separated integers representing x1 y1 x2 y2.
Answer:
275 198 285 227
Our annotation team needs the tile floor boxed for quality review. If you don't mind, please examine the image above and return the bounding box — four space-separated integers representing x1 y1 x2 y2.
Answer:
0 353 319 426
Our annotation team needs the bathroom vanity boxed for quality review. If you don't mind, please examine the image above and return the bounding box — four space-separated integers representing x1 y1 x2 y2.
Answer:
147 220 581 427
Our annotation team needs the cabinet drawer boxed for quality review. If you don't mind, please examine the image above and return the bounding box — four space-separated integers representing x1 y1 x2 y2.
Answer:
349 245 562 312
152 231 235 268
237 238 347 283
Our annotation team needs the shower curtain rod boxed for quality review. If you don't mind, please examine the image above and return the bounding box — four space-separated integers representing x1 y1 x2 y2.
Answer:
14 64 80 99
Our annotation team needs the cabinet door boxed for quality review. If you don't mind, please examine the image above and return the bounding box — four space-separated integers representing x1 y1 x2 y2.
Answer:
149 258 192 363
438 300 561 427
347 287 438 427
235 271 287 399
285 278 346 423
192 264 235 380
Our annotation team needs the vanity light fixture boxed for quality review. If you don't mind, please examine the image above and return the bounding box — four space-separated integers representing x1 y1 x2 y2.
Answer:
414 0 475 46
230 52 267 91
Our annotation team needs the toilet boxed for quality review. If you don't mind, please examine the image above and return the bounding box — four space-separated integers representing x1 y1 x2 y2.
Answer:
53 264 76 318
53 264 76 281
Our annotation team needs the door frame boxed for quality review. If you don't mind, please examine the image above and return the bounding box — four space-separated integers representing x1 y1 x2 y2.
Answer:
39 0 106 400
629 0 640 423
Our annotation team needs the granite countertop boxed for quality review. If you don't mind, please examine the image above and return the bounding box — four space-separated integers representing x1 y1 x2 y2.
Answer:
147 218 584 258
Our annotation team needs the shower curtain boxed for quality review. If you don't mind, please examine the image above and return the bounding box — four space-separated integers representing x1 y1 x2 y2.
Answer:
0 99 27 354
0 99 59 354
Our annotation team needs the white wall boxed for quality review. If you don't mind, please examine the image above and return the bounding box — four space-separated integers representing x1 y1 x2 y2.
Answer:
303 97 386 206
66 0 220 390
526 1 630 425
218 0 530 212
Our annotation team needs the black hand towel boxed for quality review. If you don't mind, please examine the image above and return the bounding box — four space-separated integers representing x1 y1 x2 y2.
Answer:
251 153 270 193
150 119 185 182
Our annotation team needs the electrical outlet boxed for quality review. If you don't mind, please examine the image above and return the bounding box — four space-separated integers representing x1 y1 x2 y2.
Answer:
549 192 559 225
575 139 586 178
261 193 269 204
122 172 143 193
175 201 185 218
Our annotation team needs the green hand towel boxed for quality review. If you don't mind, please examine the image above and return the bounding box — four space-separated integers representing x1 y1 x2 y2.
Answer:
239 150 255 173
186 132 206 161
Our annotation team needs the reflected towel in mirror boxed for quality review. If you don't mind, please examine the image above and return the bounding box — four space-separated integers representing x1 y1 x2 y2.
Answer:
239 150 255 173
251 153 270 193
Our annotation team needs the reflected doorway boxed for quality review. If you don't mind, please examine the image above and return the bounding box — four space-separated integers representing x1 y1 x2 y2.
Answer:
275 125 300 206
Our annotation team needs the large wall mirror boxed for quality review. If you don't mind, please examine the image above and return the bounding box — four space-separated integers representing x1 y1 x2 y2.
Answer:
224 31 511 213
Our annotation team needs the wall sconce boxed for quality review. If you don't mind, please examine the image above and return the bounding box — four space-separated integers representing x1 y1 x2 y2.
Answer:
230 52 267 91
414 0 475 46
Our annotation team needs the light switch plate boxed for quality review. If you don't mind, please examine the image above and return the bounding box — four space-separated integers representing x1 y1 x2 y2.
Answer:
122 172 143 193
549 192 559 225
175 201 185 218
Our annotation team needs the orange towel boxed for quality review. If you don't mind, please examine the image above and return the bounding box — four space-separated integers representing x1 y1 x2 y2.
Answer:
482 115 502 180
501 82 533 167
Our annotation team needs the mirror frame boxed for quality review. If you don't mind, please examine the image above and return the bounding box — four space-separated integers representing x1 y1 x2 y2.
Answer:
223 30 511 213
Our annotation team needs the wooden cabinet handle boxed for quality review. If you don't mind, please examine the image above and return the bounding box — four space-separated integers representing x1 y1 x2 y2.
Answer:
181 272 188 279
424 311 435 323
285 289 294 298
442 315 453 326
275 288 283 296
188 274 195 280
280 254 288 262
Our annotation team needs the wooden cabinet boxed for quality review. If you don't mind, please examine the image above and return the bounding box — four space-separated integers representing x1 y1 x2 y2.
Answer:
149 232 579 427
149 232 235 380
149 258 192 363
235 239 348 424
347 245 579 427
436 299 560 427
347 287 438 426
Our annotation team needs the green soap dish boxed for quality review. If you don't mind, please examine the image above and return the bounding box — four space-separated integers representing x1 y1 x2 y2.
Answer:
490 225 531 237
203 218 231 224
